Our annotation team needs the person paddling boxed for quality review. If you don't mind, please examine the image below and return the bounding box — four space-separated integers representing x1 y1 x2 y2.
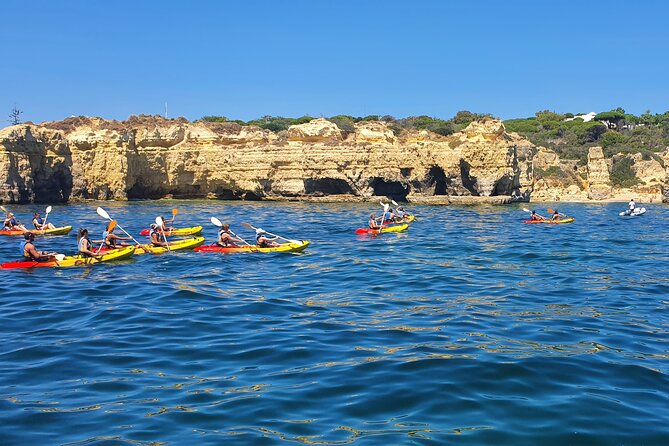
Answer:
149 224 169 247
4 212 28 231
21 232 57 262
369 214 381 230
77 228 99 257
382 208 395 223
216 223 243 248
552 209 564 221
159 215 174 232
256 229 279 248
32 212 56 230
102 222 132 249
394 206 409 221
530 210 545 221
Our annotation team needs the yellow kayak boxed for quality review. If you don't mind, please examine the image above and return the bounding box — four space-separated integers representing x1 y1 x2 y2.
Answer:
355 223 409 234
195 240 310 253
1 246 135 269
0 225 73 236
139 226 203 236
134 236 206 254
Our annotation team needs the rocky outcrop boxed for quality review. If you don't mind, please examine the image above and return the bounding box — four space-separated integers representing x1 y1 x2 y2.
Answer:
1 115 668 204
587 147 613 200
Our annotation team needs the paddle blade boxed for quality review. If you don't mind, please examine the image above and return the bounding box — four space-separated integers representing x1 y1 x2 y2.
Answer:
241 222 254 229
54 254 65 261
107 220 117 232
96 207 110 220
522 208 531 213
155 216 164 226
547 208 554 214
0 205 7 212
391 200 399 206
45 205 52 214
172 208 178 217
210 216 223 227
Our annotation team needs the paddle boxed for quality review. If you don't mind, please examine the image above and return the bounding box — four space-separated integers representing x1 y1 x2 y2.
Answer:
96 220 117 254
379 201 391 229
156 216 171 251
241 222 299 244
96 207 141 245
523 207 546 221
547 208 566 218
43 205 53 227
210 217 251 246
172 208 178 224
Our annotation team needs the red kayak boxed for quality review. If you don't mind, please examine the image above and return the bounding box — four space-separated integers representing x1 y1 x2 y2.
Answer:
355 223 409 234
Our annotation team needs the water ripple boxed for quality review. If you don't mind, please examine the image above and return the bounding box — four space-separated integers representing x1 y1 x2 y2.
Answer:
0 201 668 445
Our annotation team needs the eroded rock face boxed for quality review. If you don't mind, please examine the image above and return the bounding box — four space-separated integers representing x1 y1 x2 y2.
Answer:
587 147 613 200
1 116 667 204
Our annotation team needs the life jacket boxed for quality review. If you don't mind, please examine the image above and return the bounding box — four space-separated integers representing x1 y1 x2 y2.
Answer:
78 236 92 252
150 229 162 245
383 211 392 221
256 233 269 247
396 210 404 217
218 229 231 246
22 241 39 260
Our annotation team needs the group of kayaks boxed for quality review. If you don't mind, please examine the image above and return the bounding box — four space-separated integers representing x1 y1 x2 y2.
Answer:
0 206 313 270
1 200 648 270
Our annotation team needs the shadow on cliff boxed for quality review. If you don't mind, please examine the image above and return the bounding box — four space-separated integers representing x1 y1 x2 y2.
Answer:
2 128 73 204
369 178 409 201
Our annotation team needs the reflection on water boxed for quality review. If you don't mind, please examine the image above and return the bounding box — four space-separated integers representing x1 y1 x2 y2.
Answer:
0 201 668 446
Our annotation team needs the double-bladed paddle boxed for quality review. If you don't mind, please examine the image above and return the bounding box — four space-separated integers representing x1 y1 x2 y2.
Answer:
210 217 251 246
241 222 299 244
96 207 141 245
43 205 53 227
155 216 171 251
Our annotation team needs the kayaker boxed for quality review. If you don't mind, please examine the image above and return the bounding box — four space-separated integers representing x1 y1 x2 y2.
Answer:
552 209 562 221
159 215 174 232
77 228 99 257
32 212 56 230
102 223 132 249
394 206 406 220
216 223 243 248
530 210 545 221
369 214 381 230
4 212 28 231
149 224 169 247
256 229 279 248
21 232 57 262
382 208 395 223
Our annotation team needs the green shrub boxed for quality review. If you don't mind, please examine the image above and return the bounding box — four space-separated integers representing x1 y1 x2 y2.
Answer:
535 165 568 179
610 156 640 187
600 131 627 148
246 115 314 132
328 115 356 134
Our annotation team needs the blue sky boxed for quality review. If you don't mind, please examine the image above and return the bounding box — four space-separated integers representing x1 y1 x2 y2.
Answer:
1 0 668 124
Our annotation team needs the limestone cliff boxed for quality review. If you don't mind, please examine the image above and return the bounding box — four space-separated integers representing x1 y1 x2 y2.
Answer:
0 116 667 204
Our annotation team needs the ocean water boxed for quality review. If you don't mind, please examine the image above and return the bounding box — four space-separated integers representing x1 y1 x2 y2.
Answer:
0 201 667 446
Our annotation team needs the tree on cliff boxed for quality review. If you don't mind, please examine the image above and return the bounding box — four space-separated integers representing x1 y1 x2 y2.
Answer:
595 108 626 130
8 104 22 125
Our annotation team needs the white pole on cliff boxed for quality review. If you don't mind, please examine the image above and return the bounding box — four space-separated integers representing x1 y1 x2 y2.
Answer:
164 102 168 118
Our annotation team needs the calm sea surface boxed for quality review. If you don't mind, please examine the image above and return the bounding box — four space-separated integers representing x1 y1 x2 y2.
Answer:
0 201 667 446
